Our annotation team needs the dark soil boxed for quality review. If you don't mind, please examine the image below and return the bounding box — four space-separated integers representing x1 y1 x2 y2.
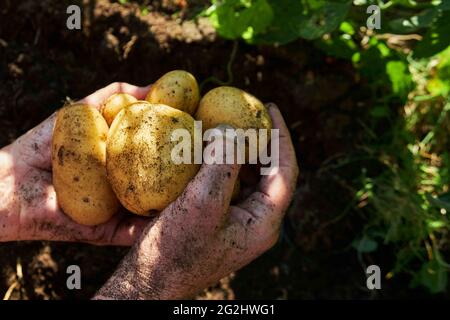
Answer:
0 0 434 299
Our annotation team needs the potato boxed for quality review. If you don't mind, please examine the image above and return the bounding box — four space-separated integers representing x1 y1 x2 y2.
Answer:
101 93 137 126
146 70 200 115
195 86 272 160
106 101 200 215
52 104 119 226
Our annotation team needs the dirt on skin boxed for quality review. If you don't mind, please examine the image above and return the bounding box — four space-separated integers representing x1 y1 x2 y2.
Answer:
0 0 437 299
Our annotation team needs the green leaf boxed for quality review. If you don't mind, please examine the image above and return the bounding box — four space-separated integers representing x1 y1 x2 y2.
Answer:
427 78 450 96
209 0 274 40
386 60 413 98
426 46 450 95
340 21 355 35
411 254 448 294
437 1 450 11
388 8 439 34
353 0 369 5
396 0 417 7
314 22 357 59
209 0 247 39
370 105 391 118
314 34 357 59
359 40 390 79
297 1 352 40
253 0 351 44
208 0 351 44
352 236 378 253
427 192 450 211
414 10 450 58
250 0 303 44
239 0 274 40
426 220 446 230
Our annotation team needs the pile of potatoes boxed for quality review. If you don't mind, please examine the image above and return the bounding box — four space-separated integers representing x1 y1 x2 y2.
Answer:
52 70 272 225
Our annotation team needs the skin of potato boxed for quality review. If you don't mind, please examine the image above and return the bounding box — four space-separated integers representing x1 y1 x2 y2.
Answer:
195 86 273 161
106 101 200 215
145 70 200 115
101 93 138 126
52 104 120 226
195 86 272 132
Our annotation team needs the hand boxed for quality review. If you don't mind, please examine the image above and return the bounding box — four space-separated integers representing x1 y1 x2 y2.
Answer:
94 103 299 299
0 83 151 245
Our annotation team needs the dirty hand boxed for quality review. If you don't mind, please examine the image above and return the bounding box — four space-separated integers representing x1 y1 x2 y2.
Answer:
0 83 150 245
94 103 299 299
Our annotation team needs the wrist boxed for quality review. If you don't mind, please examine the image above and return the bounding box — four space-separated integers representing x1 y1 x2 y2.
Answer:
95 233 193 300
94 246 163 300
0 145 20 242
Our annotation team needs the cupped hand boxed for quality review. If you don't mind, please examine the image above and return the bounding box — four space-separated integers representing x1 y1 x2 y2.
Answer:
0 83 150 245
95 103 299 299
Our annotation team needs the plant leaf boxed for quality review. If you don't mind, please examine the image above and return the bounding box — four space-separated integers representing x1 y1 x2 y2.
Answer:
414 10 450 58
253 0 351 44
352 236 378 253
411 254 448 294
209 0 274 40
388 8 439 34
386 60 413 99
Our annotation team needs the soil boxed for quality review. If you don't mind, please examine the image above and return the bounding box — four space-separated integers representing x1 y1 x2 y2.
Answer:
0 0 438 299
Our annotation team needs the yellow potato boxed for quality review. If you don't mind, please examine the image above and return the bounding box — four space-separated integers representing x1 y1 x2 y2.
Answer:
195 86 272 161
52 104 119 226
101 93 137 126
146 70 200 115
106 101 200 215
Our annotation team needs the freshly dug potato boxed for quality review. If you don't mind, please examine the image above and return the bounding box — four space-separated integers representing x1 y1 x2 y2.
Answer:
196 86 272 132
107 101 200 215
101 93 137 126
52 104 119 226
146 70 200 115
195 86 272 161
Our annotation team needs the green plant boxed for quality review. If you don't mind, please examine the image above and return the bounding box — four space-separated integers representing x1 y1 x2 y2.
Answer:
206 0 450 293
207 0 352 44
351 34 450 293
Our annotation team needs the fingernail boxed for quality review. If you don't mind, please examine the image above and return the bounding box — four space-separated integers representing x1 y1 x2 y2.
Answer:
215 123 235 133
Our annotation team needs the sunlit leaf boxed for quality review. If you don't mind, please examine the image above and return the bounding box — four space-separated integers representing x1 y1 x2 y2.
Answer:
427 220 446 230
209 0 273 40
386 60 413 98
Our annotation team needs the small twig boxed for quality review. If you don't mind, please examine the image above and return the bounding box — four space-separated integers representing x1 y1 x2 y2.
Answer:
122 35 138 59
16 258 23 281
3 281 18 300
3 258 24 300
376 34 422 41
